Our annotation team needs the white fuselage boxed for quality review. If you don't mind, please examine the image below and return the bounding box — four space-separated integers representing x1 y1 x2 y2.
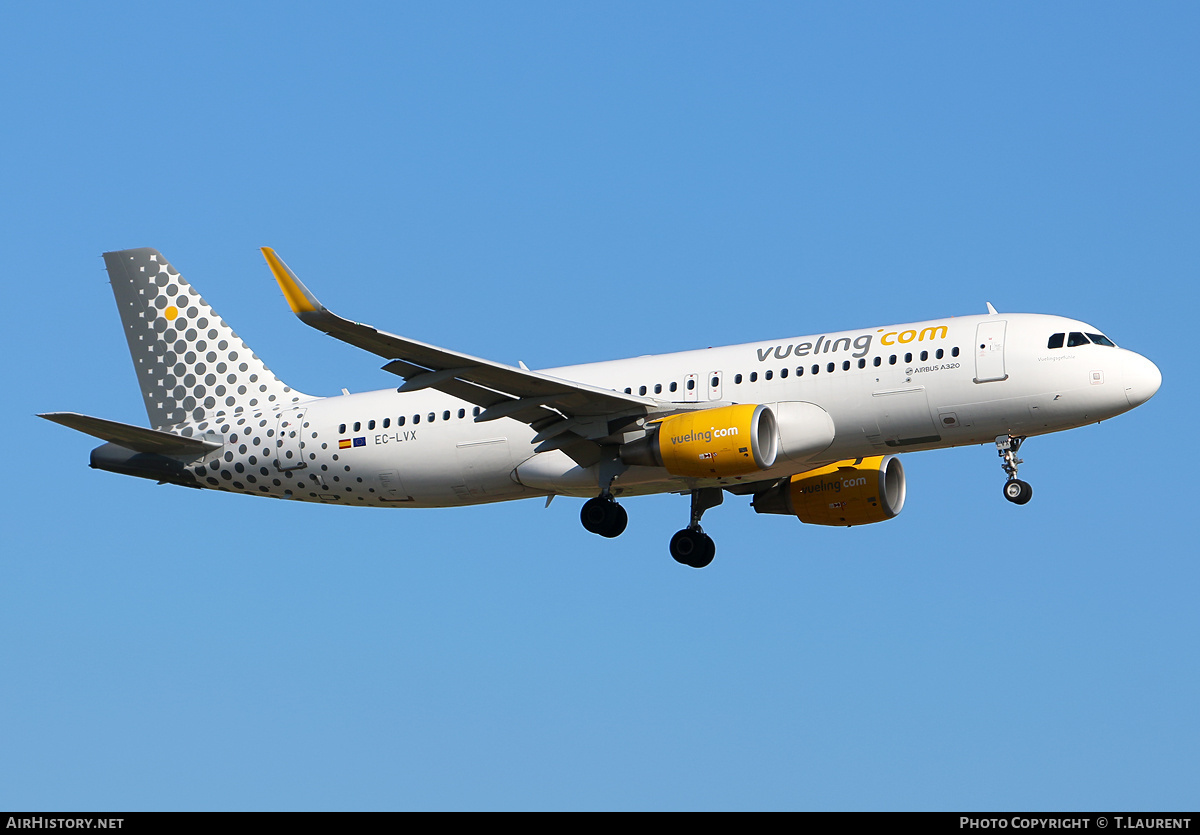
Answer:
177 312 1159 508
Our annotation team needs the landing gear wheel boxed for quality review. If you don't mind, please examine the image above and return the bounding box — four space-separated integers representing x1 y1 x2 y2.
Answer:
604 502 628 538
670 528 716 569
1003 479 1033 505
995 435 1033 506
580 496 628 538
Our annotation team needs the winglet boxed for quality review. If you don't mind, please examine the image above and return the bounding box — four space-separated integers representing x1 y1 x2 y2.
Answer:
261 247 323 315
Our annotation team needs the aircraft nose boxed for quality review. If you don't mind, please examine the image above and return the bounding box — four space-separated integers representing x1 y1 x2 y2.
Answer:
1124 352 1162 408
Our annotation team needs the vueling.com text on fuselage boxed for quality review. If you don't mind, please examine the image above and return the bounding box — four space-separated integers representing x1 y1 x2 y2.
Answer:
756 325 950 362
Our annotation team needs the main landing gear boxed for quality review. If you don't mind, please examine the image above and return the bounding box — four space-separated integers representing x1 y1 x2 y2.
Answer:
996 434 1033 505
579 487 723 569
669 487 723 569
580 493 628 538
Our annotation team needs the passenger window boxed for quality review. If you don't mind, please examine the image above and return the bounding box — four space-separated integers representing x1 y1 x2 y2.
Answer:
951 347 960 357
687 379 695 390
368 419 376 430
842 361 850 371
473 407 481 416
1068 332 1090 347
413 414 420 424
796 366 804 377
383 418 390 428
873 357 881 367
904 353 912 363
639 385 647 396
711 376 719 387
353 422 361 432
1048 333 1065 349
749 372 758 383
458 409 466 418
338 423 346 434
765 370 773 381
443 410 450 421
936 349 944 360
669 381 678 392
812 365 819 375
428 412 436 422
735 374 743 384
1087 333 1116 347
398 416 405 426
827 363 835 373
858 359 866 369
654 383 662 393
920 351 928 361
624 387 632 394
780 368 788 378
889 355 897 365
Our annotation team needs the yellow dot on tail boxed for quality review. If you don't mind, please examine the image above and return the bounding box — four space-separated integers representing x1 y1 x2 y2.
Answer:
164 306 178 320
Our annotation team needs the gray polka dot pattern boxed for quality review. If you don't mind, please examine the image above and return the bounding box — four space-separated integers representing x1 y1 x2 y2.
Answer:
103 248 308 429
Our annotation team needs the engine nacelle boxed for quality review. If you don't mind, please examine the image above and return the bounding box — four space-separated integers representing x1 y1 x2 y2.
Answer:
752 455 905 526
620 404 779 478
772 401 836 463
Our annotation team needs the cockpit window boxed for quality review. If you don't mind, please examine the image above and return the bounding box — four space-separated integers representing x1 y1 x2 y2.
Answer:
1047 333 1065 349
1067 332 1090 347
1087 333 1116 347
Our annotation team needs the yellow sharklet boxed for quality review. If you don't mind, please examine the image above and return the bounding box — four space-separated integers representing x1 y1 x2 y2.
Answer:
261 247 319 314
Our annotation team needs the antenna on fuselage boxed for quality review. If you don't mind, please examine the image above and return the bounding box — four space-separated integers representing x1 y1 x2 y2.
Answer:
986 302 999 314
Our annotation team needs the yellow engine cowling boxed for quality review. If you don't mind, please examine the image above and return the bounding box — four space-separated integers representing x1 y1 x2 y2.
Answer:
752 455 905 526
620 404 779 478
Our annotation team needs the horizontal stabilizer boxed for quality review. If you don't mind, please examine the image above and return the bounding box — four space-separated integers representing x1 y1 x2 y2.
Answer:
38 412 220 456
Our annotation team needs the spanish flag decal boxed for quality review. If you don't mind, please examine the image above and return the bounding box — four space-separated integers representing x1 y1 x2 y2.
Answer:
339 439 352 449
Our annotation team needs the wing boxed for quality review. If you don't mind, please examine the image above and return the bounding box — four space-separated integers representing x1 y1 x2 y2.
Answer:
261 249 659 457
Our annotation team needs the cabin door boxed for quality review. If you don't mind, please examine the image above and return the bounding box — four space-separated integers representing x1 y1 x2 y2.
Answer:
274 408 307 471
974 320 1008 383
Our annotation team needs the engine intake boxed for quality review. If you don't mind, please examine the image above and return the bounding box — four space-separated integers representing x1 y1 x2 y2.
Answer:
620 404 779 478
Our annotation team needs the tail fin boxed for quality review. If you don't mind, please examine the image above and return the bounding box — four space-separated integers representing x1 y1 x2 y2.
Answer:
103 248 308 429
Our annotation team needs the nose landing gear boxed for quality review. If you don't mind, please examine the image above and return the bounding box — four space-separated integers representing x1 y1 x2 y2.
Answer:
996 435 1033 505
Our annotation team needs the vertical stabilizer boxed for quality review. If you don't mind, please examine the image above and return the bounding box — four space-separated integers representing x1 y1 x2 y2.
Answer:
103 248 307 429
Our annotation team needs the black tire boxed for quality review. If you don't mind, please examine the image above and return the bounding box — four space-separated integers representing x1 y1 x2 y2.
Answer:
669 529 697 564
581 496 627 537
670 529 715 568
1003 479 1033 505
601 502 628 538
692 533 716 569
580 497 610 534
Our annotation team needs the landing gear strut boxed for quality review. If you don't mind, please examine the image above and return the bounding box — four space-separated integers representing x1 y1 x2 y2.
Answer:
669 487 722 569
996 434 1033 505
580 493 628 538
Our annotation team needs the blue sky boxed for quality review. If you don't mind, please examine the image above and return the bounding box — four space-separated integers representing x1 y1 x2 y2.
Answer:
2 3 1197 810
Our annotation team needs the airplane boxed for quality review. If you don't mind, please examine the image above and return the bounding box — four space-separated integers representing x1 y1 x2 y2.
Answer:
41 248 1161 568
